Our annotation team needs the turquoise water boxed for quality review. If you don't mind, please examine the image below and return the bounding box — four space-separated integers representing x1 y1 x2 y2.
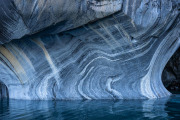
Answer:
0 94 180 120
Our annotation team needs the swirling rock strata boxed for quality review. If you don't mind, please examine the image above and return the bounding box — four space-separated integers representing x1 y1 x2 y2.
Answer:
0 0 179 100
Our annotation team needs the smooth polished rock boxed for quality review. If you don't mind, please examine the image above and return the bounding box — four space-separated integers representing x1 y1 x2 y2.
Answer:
0 0 179 100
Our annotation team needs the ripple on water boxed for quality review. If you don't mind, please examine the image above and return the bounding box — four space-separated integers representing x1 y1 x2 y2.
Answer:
0 94 180 120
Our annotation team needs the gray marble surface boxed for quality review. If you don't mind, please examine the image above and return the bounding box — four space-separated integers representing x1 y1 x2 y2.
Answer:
0 0 179 100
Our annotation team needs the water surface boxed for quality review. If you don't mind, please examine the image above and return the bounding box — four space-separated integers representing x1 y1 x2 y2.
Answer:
0 94 180 120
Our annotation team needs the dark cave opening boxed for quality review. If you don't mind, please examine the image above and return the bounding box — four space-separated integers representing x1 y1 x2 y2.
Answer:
162 47 180 94
0 82 9 99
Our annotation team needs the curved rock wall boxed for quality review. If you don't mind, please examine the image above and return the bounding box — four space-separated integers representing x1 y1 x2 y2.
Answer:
0 0 179 100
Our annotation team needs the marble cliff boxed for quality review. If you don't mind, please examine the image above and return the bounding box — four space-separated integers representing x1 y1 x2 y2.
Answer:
0 0 179 100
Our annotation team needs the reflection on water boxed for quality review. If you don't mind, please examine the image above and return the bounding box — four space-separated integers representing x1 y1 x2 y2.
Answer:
0 94 180 120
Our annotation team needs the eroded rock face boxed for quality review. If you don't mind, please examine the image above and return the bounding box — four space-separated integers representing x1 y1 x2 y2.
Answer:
0 0 179 100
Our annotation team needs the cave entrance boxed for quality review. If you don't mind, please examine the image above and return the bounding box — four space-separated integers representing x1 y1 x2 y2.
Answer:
0 81 9 99
162 47 180 94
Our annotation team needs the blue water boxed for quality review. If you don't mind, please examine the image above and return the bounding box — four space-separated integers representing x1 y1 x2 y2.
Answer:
0 94 180 120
